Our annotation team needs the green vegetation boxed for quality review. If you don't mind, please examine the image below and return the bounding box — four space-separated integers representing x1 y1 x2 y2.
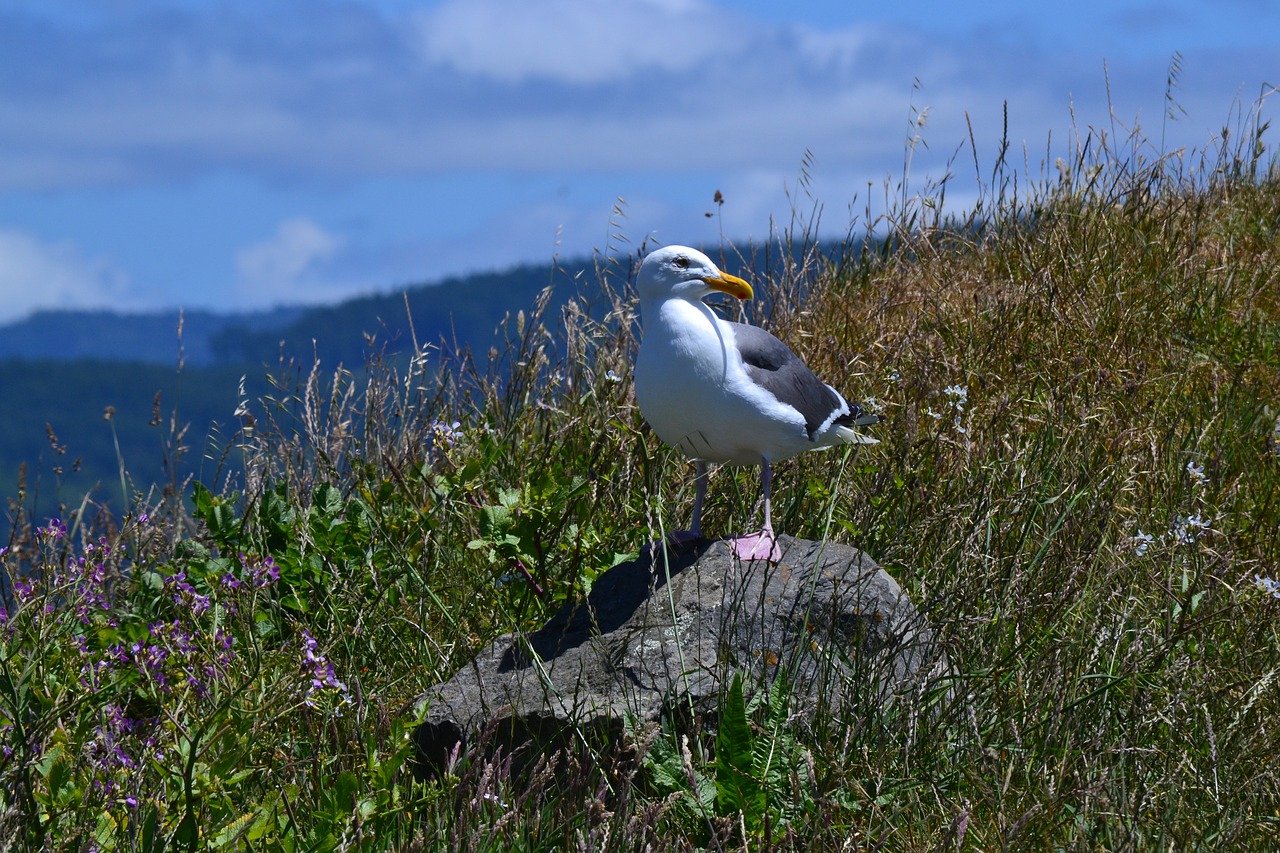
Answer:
3 98 1280 849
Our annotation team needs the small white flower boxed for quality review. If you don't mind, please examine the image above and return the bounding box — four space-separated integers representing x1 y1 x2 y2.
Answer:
925 407 943 421
943 384 969 411
1185 460 1208 486
1172 513 1212 545
605 369 623 384
1253 574 1280 599
481 792 510 809
1132 530 1155 556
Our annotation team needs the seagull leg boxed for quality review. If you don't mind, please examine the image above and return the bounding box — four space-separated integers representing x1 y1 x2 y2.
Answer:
688 461 707 538
643 461 707 558
666 461 708 545
729 459 782 563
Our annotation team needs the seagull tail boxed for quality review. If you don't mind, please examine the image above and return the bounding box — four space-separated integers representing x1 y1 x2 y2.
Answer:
832 402 881 444
833 425 880 445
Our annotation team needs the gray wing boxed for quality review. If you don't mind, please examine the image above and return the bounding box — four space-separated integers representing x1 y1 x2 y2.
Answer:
728 321 846 439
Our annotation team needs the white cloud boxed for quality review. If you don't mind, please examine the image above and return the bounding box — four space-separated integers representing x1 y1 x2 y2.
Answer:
412 0 725 85
234 218 347 306
0 230 130 323
3 0 1272 195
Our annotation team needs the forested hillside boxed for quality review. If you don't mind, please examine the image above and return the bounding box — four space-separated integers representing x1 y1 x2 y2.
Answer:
0 258 607 517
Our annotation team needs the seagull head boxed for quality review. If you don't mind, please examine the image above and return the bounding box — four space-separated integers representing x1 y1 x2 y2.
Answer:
637 246 753 306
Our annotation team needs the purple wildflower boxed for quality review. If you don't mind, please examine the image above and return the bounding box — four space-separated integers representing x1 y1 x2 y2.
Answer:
299 630 350 710
13 578 33 601
253 556 281 587
166 571 211 616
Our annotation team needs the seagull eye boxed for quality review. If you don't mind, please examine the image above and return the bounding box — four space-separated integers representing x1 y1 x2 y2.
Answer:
674 256 689 269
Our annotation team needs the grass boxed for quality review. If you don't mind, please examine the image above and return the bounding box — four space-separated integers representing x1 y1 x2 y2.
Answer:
3 91 1280 849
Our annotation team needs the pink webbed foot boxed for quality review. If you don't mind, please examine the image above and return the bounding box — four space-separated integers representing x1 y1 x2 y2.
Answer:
728 529 783 563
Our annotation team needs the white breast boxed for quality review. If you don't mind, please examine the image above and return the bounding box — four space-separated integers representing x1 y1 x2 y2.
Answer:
635 297 814 465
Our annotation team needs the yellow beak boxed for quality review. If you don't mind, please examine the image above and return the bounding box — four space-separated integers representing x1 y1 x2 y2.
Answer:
703 271 753 300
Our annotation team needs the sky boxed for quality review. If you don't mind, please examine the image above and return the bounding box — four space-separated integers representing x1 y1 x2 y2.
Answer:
0 0 1276 324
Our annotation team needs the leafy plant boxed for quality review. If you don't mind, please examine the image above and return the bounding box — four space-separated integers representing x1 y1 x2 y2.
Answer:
3 84 1280 850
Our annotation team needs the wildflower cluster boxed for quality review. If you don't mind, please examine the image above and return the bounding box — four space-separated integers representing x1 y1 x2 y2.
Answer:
7 519 117 628
430 419 464 447
0 527 292 831
82 702 159 803
1171 513 1212 545
1132 530 1156 556
1132 513 1215 553
232 552 281 589
926 384 969 435
299 630 351 713
167 569 211 616
1130 452 1218 556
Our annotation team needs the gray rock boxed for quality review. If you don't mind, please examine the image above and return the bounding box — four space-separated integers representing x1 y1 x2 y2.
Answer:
409 536 944 776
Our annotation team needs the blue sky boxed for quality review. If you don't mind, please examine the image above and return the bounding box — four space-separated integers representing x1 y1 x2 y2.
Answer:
0 0 1276 323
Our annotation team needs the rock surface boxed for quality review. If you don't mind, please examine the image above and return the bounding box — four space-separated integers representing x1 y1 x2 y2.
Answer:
409 536 943 777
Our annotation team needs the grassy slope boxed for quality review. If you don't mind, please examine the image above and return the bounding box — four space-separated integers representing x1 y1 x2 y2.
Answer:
2 127 1279 850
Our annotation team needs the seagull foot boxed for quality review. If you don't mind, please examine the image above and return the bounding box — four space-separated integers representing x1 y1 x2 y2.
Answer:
728 530 782 563
641 529 702 559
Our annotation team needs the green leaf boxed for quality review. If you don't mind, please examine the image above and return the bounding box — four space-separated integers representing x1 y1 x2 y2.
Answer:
171 812 199 852
210 811 258 850
478 503 513 539
313 482 344 519
193 481 240 544
94 811 118 850
138 803 161 853
247 791 283 842
334 769 360 812
715 673 763 820
262 486 295 551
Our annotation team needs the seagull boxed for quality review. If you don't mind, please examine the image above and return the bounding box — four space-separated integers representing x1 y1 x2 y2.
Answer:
634 245 878 563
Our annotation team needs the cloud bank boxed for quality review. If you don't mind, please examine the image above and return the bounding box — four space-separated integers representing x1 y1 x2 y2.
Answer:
0 0 1275 321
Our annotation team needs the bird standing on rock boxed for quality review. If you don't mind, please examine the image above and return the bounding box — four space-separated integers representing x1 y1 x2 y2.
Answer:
634 245 878 563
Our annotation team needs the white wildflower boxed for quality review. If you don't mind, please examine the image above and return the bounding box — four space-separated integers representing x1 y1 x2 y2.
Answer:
942 384 969 411
1132 530 1155 556
1172 513 1212 545
1254 574 1280 600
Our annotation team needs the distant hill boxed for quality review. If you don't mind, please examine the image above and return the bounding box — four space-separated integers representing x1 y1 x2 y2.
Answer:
0 260 616 369
0 307 305 366
206 260 604 369
0 358 248 520
0 256 620 529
